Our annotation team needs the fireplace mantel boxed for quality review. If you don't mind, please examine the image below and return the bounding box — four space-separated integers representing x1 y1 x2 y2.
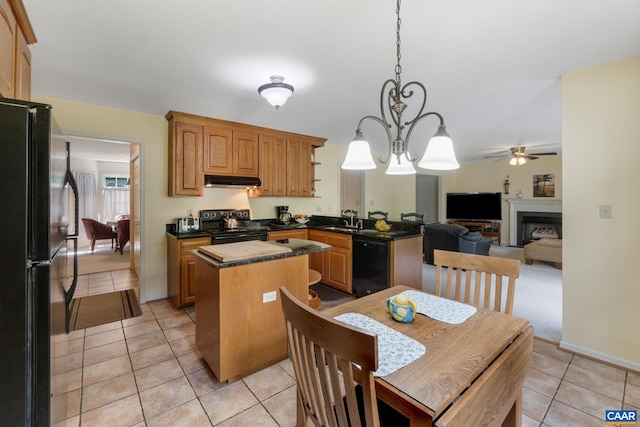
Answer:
508 199 562 246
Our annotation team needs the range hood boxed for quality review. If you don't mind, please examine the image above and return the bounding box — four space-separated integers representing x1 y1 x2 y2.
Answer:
204 175 261 188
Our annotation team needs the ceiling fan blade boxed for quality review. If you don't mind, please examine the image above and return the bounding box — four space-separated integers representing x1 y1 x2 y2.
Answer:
484 154 511 159
524 155 539 160
528 152 557 156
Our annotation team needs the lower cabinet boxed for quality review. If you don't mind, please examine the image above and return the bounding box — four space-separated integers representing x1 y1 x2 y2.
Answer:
308 230 352 294
167 235 211 308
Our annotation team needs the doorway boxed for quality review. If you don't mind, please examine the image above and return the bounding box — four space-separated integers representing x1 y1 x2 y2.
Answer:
416 174 440 222
68 136 141 278
340 168 364 215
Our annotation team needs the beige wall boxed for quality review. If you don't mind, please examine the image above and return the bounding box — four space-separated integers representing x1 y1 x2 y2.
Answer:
561 56 640 369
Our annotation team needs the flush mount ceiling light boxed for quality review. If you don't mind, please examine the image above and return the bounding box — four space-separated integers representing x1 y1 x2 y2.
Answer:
258 75 294 110
342 0 459 173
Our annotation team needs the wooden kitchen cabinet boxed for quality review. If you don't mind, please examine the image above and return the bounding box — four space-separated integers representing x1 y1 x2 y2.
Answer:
166 234 210 308
0 0 35 100
267 229 308 241
308 230 352 293
167 110 325 197
258 133 287 197
168 118 203 196
203 124 259 177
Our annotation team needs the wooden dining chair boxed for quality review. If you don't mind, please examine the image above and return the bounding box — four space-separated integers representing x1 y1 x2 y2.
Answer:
280 287 407 427
400 212 424 222
433 249 521 314
368 211 388 220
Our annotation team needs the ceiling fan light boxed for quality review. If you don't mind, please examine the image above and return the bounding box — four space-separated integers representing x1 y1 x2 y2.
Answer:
258 75 294 109
342 131 377 170
510 157 527 166
386 154 416 175
418 126 460 170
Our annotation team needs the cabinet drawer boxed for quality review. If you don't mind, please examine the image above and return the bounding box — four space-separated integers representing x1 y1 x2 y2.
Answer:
268 229 308 240
327 232 351 249
180 237 211 255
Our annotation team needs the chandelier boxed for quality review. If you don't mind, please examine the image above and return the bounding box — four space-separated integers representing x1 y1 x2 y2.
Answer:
342 0 459 174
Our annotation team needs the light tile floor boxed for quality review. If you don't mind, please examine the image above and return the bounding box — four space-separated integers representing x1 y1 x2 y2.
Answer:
57 270 640 426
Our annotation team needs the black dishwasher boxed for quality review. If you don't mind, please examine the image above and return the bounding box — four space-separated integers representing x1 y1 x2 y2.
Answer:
352 235 390 298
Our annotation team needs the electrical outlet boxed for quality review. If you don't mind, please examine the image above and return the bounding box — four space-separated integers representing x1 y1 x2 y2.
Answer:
599 204 612 219
263 291 277 303
187 209 193 217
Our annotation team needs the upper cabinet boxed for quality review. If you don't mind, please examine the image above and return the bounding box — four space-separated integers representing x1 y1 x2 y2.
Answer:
203 125 259 177
166 110 325 197
0 0 35 100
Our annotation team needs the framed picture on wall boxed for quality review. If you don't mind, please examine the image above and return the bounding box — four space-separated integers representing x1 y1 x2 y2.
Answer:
533 174 555 197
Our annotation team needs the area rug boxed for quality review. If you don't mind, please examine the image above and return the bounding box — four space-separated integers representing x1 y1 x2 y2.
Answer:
68 289 142 331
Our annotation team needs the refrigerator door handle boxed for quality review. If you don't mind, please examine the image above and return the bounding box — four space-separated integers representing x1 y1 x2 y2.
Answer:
65 141 79 238
64 237 78 333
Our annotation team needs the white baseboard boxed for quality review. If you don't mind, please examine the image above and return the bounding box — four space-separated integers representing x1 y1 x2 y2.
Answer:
559 340 640 372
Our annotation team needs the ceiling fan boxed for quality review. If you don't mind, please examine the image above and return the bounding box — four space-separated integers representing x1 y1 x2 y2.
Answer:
485 146 557 166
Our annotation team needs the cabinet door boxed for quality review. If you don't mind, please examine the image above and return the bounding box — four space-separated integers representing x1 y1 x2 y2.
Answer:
14 27 30 100
172 121 203 196
203 125 233 175
308 230 327 277
233 130 259 176
181 256 198 305
258 133 287 197
327 247 351 293
0 0 16 97
298 140 312 197
286 140 300 196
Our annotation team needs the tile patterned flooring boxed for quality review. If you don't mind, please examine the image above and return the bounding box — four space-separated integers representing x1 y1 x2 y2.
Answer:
57 269 640 426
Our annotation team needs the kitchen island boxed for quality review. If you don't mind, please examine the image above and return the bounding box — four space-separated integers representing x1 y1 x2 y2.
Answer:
192 238 331 382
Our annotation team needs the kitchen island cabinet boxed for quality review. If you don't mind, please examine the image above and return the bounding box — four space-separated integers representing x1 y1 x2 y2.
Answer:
267 228 308 241
193 239 330 382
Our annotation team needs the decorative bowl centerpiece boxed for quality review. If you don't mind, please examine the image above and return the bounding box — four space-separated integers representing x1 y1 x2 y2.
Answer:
386 294 417 323
294 214 310 225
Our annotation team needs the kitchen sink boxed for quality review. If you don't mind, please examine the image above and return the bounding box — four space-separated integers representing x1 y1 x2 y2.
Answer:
321 226 358 233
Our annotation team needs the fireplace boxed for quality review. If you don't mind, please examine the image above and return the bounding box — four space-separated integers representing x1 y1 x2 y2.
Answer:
508 199 562 246
516 211 562 247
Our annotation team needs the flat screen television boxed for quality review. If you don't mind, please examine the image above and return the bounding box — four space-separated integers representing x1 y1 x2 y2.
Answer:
446 192 502 221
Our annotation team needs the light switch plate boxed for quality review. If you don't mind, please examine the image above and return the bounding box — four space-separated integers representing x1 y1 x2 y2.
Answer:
599 204 612 219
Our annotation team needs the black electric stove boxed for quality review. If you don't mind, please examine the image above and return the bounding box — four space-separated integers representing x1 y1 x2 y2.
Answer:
199 209 268 244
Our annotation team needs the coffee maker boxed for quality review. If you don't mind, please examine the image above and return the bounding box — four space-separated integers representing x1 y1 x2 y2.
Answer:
277 206 292 224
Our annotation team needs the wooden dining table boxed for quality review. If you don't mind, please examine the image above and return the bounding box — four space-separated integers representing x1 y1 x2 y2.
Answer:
323 285 533 427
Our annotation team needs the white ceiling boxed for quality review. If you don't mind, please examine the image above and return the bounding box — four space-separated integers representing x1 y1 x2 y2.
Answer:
23 0 640 164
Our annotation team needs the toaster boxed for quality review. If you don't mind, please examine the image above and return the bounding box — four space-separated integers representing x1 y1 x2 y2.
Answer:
176 217 200 232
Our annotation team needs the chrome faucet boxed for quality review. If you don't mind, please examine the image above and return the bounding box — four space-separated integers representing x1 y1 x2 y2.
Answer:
341 209 357 228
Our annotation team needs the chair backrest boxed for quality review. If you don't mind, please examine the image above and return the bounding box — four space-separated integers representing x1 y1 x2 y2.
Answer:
367 211 388 220
279 287 380 427
400 212 424 222
81 218 116 239
433 249 520 314
117 219 130 242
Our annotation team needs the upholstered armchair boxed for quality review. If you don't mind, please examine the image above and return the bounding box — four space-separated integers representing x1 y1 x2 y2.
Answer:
116 218 130 254
424 223 492 264
81 218 117 254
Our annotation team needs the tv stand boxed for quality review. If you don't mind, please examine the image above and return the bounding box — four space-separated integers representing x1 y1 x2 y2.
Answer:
449 221 501 245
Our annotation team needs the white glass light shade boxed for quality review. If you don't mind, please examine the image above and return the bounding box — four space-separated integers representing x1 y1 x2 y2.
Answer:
342 133 377 170
418 136 459 170
258 75 294 109
386 154 416 175
509 157 527 166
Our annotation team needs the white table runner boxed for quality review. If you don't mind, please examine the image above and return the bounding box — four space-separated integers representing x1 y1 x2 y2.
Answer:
334 312 426 377
401 290 477 324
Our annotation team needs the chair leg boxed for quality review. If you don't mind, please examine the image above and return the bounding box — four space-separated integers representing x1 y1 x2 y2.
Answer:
111 238 114 249
90 240 95 254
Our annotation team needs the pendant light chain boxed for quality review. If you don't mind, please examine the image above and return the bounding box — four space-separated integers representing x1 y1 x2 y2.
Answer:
395 0 402 86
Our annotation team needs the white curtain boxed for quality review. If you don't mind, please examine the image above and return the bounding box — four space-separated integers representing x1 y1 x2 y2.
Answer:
101 187 130 221
74 171 98 220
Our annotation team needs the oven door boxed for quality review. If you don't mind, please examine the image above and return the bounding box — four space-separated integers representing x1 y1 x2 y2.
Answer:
211 231 268 244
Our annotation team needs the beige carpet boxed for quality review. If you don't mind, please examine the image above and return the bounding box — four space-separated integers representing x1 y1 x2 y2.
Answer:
68 289 142 330
76 242 130 275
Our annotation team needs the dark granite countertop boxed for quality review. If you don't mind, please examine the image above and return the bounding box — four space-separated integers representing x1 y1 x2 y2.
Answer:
191 238 332 269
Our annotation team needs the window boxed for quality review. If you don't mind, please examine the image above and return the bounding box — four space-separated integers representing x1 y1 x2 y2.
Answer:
104 176 129 188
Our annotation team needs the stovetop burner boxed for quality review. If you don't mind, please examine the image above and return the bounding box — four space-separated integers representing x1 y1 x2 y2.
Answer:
199 209 268 242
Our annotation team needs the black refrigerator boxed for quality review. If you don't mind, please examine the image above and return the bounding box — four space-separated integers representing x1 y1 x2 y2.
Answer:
0 98 78 426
